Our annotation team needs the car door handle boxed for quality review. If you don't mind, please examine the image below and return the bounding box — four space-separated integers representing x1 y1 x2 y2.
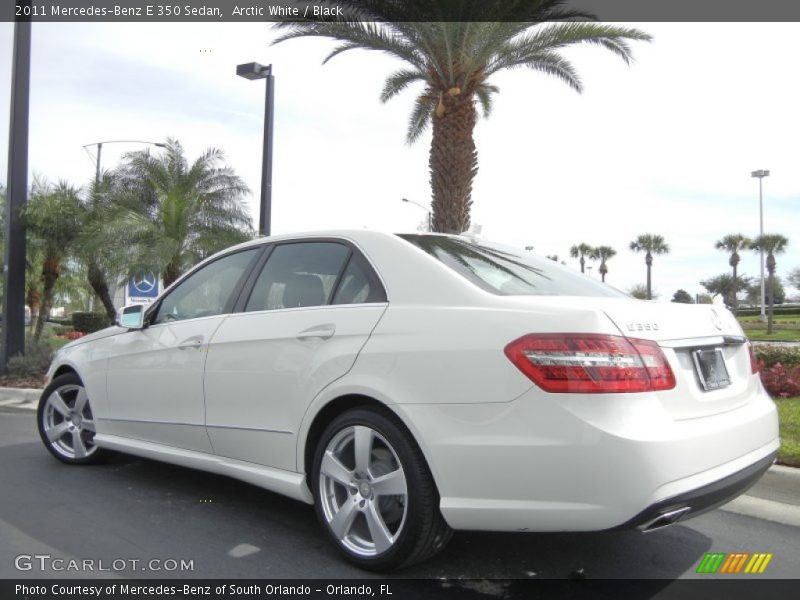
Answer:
177 336 203 350
296 325 336 341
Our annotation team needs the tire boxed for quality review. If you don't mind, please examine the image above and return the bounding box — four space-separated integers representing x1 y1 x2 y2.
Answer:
37 372 105 465
312 407 452 571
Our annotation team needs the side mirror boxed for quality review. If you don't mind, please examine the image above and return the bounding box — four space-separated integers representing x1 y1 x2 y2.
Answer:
118 304 145 330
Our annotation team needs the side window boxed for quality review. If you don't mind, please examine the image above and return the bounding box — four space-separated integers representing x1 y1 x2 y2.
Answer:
332 255 385 304
154 248 259 324
245 243 350 311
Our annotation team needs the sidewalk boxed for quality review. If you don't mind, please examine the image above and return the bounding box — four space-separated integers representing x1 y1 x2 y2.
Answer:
0 387 41 411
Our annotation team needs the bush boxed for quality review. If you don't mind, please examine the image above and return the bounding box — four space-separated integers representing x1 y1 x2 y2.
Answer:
5 341 53 379
754 345 800 369
72 311 110 334
759 363 800 398
52 325 73 336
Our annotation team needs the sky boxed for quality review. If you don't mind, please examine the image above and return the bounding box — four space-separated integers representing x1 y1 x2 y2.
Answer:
0 21 798 300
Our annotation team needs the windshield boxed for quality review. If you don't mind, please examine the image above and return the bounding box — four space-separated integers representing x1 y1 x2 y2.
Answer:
398 234 626 298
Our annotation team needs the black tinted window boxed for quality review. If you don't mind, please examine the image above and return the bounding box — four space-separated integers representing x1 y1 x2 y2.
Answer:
332 256 385 304
245 242 350 311
398 234 625 298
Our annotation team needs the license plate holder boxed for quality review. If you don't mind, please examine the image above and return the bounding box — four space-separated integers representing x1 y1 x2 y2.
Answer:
692 348 731 391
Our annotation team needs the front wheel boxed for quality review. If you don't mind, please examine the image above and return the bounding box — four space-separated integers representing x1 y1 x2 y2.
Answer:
37 373 106 465
312 408 452 571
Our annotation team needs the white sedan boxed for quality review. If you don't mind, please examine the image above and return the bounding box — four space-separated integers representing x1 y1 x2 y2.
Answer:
38 230 779 570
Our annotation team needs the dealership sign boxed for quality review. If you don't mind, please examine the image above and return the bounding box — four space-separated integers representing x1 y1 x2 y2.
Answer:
126 273 160 305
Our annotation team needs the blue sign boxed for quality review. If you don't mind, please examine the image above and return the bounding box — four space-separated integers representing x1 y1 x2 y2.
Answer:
128 273 159 299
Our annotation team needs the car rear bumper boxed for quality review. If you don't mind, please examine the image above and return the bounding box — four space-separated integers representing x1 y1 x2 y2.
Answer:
614 449 776 532
393 383 779 532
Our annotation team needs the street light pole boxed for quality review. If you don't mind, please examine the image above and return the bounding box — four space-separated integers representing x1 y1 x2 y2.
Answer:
401 198 432 232
751 169 770 321
83 140 166 187
1 19 31 372
237 62 275 236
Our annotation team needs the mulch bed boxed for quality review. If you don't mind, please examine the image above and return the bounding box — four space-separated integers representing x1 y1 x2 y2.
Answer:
0 374 46 389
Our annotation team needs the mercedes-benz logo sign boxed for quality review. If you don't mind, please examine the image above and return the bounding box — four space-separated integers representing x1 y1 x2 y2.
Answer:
132 274 157 295
710 308 723 331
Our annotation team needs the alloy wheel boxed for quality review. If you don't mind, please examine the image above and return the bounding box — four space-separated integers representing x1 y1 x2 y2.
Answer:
41 384 98 460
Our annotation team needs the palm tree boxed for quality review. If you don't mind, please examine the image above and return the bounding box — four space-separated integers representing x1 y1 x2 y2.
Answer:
750 234 789 334
714 234 750 314
77 172 127 322
591 245 617 282
22 179 84 341
110 139 254 288
569 243 594 274
629 234 669 300
272 3 651 233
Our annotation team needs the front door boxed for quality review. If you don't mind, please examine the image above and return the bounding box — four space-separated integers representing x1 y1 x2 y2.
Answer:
104 247 261 452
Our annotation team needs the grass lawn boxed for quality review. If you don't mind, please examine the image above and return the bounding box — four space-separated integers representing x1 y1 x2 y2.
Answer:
776 397 800 467
742 329 800 342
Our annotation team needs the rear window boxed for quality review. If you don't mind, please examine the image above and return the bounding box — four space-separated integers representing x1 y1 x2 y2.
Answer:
397 234 625 298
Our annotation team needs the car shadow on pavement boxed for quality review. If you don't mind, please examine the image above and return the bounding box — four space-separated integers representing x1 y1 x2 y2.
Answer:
1 441 711 583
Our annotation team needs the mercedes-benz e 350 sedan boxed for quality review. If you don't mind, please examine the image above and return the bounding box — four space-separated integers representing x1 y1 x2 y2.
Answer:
38 231 779 570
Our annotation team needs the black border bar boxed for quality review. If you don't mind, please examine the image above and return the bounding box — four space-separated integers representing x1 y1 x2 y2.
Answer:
6 0 800 23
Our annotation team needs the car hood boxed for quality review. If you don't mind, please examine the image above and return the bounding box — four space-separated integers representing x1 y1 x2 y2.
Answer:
61 325 128 349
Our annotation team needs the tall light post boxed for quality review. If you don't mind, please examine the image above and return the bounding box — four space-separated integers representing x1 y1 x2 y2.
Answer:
83 140 166 186
401 197 432 231
1 19 31 371
751 169 770 321
237 62 274 236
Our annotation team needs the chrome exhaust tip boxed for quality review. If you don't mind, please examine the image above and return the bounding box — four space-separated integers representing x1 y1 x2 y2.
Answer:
638 506 691 532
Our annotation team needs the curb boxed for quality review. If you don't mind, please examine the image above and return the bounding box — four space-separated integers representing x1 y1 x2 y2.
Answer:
0 387 43 411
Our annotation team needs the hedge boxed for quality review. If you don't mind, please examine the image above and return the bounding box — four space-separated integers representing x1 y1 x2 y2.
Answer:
72 312 111 334
754 345 800 369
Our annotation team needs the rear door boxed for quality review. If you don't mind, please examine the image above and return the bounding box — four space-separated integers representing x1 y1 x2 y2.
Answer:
203 240 388 470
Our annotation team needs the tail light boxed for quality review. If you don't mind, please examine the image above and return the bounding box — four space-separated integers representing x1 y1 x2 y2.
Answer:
747 342 760 374
504 333 676 393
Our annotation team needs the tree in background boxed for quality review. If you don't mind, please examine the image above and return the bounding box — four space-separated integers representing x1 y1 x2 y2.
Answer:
591 245 617 282
671 289 693 304
788 267 800 292
700 273 751 309
750 234 789 334
629 234 669 300
273 2 650 233
110 139 253 287
697 294 713 304
714 233 750 314
569 243 594 274
745 277 785 307
22 179 84 341
629 284 656 300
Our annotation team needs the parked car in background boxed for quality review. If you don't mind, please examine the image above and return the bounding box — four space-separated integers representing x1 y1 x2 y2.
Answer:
38 231 779 570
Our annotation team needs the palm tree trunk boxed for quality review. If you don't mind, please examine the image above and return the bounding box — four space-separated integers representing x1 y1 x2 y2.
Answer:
87 261 117 321
731 264 738 315
767 271 775 335
163 261 182 289
645 253 652 300
429 93 477 234
579 256 585 273
34 260 60 342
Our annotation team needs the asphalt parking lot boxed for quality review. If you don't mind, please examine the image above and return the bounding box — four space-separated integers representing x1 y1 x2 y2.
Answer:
1 408 798 583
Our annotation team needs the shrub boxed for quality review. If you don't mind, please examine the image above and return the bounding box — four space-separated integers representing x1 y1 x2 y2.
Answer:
759 362 800 398
53 325 73 336
6 341 53 379
754 345 800 369
72 312 110 334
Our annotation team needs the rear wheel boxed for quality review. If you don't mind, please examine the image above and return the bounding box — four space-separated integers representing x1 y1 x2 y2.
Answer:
37 373 105 465
312 408 452 571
